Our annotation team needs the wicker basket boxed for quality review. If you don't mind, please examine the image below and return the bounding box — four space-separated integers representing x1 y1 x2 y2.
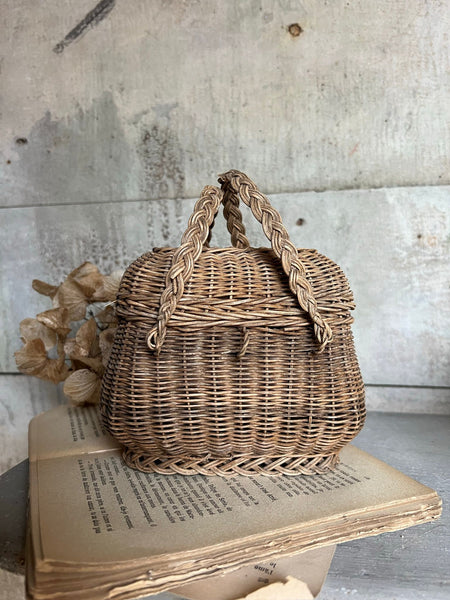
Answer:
100 170 365 476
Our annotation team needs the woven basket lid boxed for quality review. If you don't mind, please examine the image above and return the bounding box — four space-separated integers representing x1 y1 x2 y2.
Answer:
115 246 355 330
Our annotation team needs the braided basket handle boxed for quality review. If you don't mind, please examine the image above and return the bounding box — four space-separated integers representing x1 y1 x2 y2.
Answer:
204 182 250 249
147 172 333 354
147 186 223 353
218 170 332 352
221 182 251 249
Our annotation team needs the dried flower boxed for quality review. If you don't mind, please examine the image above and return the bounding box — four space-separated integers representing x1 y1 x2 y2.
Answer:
19 318 57 351
64 318 98 358
15 262 122 405
52 279 89 321
14 339 69 384
91 270 122 302
94 304 118 329
32 280 58 298
68 262 104 294
15 339 48 375
63 369 102 405
36 307 71 337
70 356 104 377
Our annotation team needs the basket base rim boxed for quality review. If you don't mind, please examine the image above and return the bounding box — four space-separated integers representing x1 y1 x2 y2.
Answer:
122 449 340 476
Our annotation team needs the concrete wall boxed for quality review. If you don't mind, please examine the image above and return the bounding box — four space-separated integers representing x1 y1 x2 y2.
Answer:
2 0 450 203
1 0 449 452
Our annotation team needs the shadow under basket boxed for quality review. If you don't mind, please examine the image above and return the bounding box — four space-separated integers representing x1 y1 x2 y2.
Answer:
100 170 366 476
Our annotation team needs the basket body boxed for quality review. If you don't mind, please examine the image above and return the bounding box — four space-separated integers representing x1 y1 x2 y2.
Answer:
100 245 365 476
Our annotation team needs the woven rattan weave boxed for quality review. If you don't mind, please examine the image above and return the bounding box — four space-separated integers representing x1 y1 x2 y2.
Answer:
100 170 365 476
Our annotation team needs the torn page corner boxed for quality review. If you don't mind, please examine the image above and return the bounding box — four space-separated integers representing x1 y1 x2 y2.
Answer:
234 576 314 600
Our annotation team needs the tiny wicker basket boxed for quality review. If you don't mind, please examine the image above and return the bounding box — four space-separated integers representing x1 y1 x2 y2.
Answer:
100 170 365 476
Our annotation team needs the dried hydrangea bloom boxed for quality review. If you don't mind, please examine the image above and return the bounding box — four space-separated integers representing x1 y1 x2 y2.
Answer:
70 355 104 377
63 369 102 405
19 318 57 351
52 279 89 321
94 304 118 329
36 307 71 337
91 270 122 303
67 262 104 298
16 262 122 405
14 339 69 384
52 263 119 321
32 279 58 298
64 318 98 358
65 317 104 379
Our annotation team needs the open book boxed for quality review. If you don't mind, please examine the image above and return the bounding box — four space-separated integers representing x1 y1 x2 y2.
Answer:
26 405 441 600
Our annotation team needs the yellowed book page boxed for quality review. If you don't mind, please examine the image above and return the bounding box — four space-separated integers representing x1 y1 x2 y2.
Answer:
29 405 120 463
30 406 440 564
172 545 335 600
27 549 335 600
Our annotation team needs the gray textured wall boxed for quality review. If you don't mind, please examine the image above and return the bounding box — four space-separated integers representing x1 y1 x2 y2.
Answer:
1 0 449 470
2 0 450 202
